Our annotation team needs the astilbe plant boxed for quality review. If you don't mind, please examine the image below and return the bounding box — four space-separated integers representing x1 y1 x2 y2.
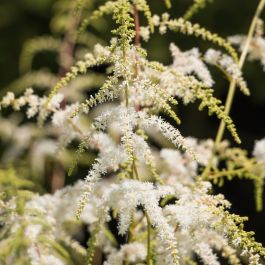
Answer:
1 0 265 265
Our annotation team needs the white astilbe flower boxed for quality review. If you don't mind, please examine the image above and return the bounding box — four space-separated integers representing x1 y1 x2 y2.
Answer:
162 181 232 232
154 182 232 265
132 133 161 181
24 224 42 241
229 34 265 71
1 91 15 107
204 48 249 95
195 242 220 265
164 189 222 231
26 179 108 230
77 107 167 220
199 230 240 265
253 138 265 163
53 179 104 225
152 44 213 105
104 243 147 265
165 203 202 246
51 103 81 149
25 195 58 227
47 93 64 110
160 148 197 185
154 181 252 265
42 255 65 265
93 105 138 132
170 43 214 87
112 113 134 162
76 160 110 219
186 137 216 166
76 134 127 219
16 197 65 265
111 46 138 79
94 43 111 58
52 103 79 127
27 246 64 265
159 69 196 104
249 250 262 265
140 26 150 42
13 96 27 111
104 180 174 234
0 88 42 117
26 93 41 118
0 118 39 164
102 180 179 263
30 139 57 176
92 132 127 162
8 179 112 265
94 106 145 163
128 77 163 109
139 113 195 159
132 133 154 163
0 88 71 134
159 13 170 34
152 14 160 26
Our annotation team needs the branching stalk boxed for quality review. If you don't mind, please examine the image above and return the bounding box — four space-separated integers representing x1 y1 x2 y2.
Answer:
202 0 265 178
215 0 265 147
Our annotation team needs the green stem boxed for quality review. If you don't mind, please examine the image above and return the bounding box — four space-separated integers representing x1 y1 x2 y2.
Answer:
125 79 129 107
122 48 129 107
164 0 172 9
202 0 265 178
132 159 140 180
146 213 152 265
160 194 176 207
205 162 265 180
125 216 134 265
215 0 265 146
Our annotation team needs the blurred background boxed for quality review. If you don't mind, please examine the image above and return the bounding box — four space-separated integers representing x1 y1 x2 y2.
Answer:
0 0 264 244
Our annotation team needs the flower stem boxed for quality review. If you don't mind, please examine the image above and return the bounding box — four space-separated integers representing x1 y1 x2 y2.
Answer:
134 5 140 47
132 159 140 180
215 0 265 147
125 79 129 107
202 0 265 178
146 213 152 265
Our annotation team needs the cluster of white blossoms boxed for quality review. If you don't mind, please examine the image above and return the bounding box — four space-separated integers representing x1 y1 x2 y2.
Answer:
229 19 265 72
253 138 265 163
0 195 64 265
0 87 86 152
0 88 42 117
0 88 65 119
1 1 265 265
169 43 214 87
4 172 261 265
204 48 250 95
0 55 264 265
159 137 216 185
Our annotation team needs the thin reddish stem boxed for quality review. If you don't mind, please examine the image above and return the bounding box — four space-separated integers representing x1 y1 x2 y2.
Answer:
59 17 80 77
50 15 80 192
134 5 140 47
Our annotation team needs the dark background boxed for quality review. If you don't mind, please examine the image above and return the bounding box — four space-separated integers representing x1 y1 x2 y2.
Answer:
0 0 264 244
